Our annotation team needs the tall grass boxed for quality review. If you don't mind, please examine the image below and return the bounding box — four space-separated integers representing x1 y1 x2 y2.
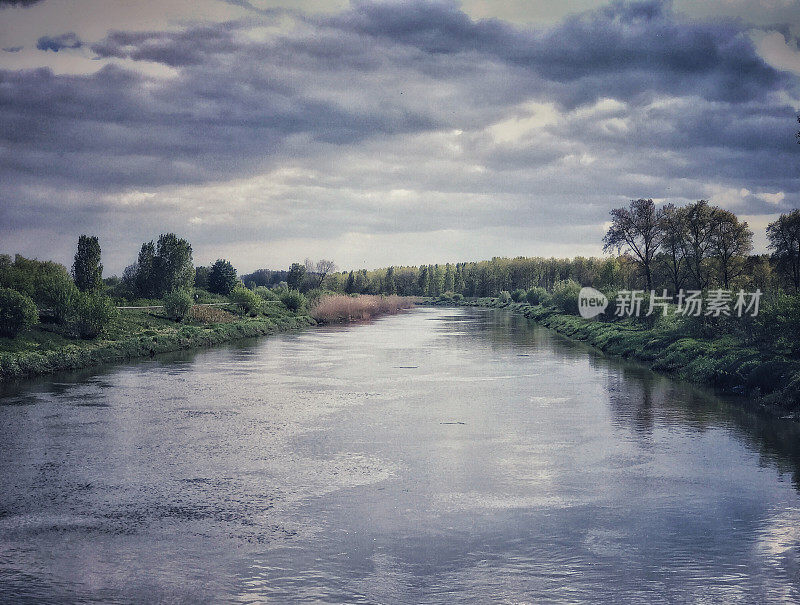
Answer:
311 295 414 323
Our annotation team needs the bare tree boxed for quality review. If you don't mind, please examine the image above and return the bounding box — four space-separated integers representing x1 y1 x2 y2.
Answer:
680 200 715 290
314 259 337 288
767 209 800 291
659 203 687 293
602 198 663 291
710 208 753 288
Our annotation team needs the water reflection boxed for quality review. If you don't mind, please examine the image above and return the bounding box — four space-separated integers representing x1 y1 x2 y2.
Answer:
0 307 798 603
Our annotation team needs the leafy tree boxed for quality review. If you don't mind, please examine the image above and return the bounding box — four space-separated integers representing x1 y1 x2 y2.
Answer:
154 233 194 294
194 266 211 290
767 209 800 291
345 270 356 294
710 209 753 288
240 268 273 287
444 264 455 293
72 235 103 292
385 266 397 295
603 199 663 291
208 259 238 295
132 234 194 297
0 287 38 337
287 263 306 291
135 241 157 298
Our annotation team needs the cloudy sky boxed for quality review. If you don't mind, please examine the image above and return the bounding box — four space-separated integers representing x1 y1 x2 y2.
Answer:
1 0 799 274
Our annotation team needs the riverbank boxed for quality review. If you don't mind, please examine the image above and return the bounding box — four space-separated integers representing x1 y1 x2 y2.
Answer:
0 306 315 383
428 297 800 418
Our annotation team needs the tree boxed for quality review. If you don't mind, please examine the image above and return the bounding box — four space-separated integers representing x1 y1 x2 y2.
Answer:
385 266 397 295
314 259 337 288
287 263 306 290
72 235 103 292
345 270 356 294
135 241 156 298
132 234 194 298
680 200 716 290
194 266 210 290
710 208 753 288
207 259 238 295
658 203 687 292
444 263 455 293
603 198 663 291
153 233 194 295
767 209 800 291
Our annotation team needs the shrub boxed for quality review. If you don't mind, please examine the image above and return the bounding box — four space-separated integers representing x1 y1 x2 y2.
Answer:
229 287 262 316
0 287 38 337
526 286 551 306
254 286 279 301
497 291 511 304
452 293 464 302
280 289 307 312
36 272 78 324
163 289 193 322
511 289 527 302
70 291 117 339
551 279 582 315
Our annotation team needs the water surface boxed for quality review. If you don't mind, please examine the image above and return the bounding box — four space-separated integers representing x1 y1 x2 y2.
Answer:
1 307 800 603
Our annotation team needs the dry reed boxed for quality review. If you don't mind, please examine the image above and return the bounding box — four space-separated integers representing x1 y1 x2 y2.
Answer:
311 295 414 323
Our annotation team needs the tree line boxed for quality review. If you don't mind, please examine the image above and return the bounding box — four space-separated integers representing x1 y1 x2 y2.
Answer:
316 204 799 298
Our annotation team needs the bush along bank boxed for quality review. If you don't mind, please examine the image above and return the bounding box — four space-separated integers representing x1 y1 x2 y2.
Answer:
427 295 800 419
0 311 315 383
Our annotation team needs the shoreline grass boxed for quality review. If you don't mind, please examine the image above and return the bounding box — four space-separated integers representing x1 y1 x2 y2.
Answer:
0 305 314 383
311 294 414 323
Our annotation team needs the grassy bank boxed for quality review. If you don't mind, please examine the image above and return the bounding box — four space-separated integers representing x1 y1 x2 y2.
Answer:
0 304 315 383
430 297 800 418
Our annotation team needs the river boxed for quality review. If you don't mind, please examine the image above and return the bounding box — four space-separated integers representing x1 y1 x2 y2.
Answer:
1 307 799 603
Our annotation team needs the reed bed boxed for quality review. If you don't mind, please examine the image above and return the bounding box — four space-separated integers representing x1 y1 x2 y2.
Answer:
311 295 414 323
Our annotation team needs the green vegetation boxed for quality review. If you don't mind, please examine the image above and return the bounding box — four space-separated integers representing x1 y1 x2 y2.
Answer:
72 235 103 292
280 289 307 312
208 259 238 295
72 291 118 339
163 289 193 322
229 286 261 316
0 233 316 382
0 288 38 338
0 305 314 382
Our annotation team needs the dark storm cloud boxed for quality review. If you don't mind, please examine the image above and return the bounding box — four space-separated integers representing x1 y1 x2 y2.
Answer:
0 0 44 6
323 0 791 106
36 32 82 52
1 0 799 269
3 46 23 52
